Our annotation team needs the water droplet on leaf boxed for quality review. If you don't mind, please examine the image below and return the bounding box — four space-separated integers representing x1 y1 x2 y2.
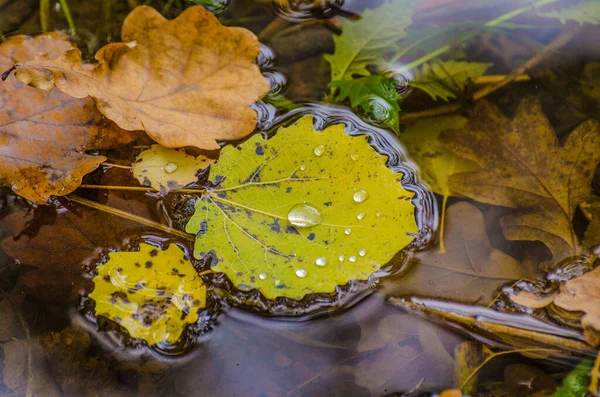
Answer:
258 273 267 280
357 212 365 220
353 189 369 203
338 255 345 262
350 153 359 161
295 268 308 278
359 249 366 257
287 204 322 228
313 145 325 157
344 228 352 235
315 257 327 266
349 256 357 262
376 211 382 217
164 162 178 174
299 164 306 171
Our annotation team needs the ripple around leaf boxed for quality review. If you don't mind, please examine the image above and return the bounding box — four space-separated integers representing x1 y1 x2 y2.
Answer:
186 115 419 301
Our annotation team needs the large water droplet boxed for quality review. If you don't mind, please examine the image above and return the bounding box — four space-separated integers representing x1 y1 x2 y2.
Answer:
353 190 369 203
344 228 352 235
349 256 357 263
359 249 366 257
295 268 308 278
313 144 325 157
357 212 365 220
164 162 178 174
287 204 322 228
258 273 267 280
315 257 327 266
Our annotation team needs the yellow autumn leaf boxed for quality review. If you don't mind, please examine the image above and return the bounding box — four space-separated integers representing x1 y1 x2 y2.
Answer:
89 243 206 345
185 115 419 300
133 145 214 194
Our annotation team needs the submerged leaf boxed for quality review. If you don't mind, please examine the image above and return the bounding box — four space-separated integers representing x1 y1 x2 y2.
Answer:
329 75 401 132
12 6 269 150
410 60 491 101
440 98 600 262
89 243 206 345
0 33 136 204
186 115 418 300
539 0 600 25
324 0 417 82
382 202 530 304
133 145 214 194
399 115 477 196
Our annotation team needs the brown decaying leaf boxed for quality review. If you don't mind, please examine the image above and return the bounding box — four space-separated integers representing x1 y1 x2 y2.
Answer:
440 97 600 262
0 33 137 204
13 6 270 150
553 266 600 345
0 196 158 303
382 202 532 305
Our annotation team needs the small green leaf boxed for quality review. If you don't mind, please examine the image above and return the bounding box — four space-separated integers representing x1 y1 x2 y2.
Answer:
330 75 401 132
410 60 492 101
324 0 417 82
89 243 207 345
185 115 418 300
539 0 600 25
553 359 593 397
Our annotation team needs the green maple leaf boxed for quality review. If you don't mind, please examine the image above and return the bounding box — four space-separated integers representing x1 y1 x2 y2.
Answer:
324 0 417 82
185 116 419 300
553 358 593 397
410 60 492 101
539 0 600 25
329 75 401 132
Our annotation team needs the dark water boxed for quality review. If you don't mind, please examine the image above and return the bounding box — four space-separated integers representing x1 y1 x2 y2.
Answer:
1 0 600 396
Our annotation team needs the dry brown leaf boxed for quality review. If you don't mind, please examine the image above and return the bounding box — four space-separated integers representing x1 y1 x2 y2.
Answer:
440 97 600 262
382 202 531 305
12 5 270 150
554 266 600 344
509 290 557 309
0 33 136 204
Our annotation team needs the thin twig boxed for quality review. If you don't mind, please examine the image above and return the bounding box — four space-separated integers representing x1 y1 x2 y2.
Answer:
67 195 194 241
101 162 132 170
475 74 530 84
78 184 206 194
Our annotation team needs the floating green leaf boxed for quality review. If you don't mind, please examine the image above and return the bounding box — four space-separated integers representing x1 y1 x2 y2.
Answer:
132 145 214 194
410 61 492 101
185 115 418 300
553 358 593 397
329 75 401 132
539 0 600 25
324 0 417 82
89 243 206 345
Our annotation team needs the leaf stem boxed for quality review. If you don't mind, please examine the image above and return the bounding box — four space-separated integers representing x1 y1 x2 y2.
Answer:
67 195 194 241
400 0 561 72
101 162 132 170
58 0 76 35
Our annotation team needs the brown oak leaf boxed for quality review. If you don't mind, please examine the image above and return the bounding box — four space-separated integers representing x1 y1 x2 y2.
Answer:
440 97 600 262
0 33 137 204
12 5 270 150
382 202 532 305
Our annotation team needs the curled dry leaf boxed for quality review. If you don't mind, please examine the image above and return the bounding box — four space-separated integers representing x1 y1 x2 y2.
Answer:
440 97 600 262
133 145 214 194
553 266 600 346
12 5 270 150
382 202 531 305
0 33 136 204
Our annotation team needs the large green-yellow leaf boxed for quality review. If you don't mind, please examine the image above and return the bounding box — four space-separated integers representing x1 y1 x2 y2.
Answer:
89 243 206 345
185 115 418 300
